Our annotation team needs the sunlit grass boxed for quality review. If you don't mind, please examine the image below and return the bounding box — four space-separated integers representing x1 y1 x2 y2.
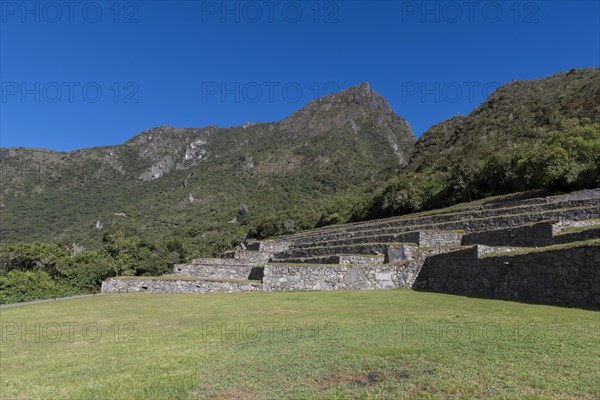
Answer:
1 290 598 399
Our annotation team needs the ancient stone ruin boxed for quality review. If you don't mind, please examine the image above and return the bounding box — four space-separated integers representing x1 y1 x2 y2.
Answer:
102 190 600 306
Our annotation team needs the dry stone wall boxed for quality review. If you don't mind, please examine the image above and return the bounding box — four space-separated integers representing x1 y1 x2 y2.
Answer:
101 278 262 293
413 244 600 305
223 250 272 263
190 258 256 266
171 264 258 280
245 240 291 253
462 222 556 247
263 264 401 291
288 199 599 244
289 204 600 247
553 228 600 244
462 221 599 247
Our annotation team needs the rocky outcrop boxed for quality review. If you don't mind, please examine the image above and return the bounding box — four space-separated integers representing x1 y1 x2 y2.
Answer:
139 156 175 181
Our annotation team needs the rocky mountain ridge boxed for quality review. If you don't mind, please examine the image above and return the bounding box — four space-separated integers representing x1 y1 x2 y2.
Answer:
0 83 416 249
1 69 598 254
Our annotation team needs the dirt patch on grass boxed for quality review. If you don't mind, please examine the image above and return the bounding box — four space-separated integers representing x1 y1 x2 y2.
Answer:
312 367 433 391
354 371 383 387
395 370 411 380
315 370 385 390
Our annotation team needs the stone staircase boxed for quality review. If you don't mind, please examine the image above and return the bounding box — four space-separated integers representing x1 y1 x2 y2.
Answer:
101 189 600 305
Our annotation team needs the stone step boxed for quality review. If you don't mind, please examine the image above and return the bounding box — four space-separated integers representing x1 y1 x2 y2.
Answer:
552 226 600 244
222 250 272 263
190 258 257 266
552 219 600 233
270 254 385 265
283 199 599 243
293 230 463 249
275 243 395 259
263 263 407 291
101 277 262 294
462 221 600 247
172 264 263 280
288 206 600 247
273 192 556 240
462 221 556 247
244 240 291 253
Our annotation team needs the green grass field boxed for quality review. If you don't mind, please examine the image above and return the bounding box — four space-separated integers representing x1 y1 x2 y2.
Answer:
1 291 598 399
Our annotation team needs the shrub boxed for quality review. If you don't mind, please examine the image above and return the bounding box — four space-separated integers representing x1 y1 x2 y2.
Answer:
0 270 77 304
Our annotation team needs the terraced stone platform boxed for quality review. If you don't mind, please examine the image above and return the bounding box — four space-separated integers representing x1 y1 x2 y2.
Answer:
101 189 600 304
101 276 262 293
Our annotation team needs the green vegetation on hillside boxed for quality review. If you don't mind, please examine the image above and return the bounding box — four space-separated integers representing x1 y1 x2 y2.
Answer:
350 118 600 221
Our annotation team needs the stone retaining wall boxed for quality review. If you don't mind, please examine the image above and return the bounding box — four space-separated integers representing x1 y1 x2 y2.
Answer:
413 244 600 305
337 254 386 265
462 222 599 247
276 243 389 259
191 258 256 266
293 231 463 249
172 264 259 280
245 240 291 253
553 228 600 244
462 221 555 247
385 244 419 263
223 250 272 263
419 231 463 247
272 254 385 265
99 188 599 305
289 207 600 247
101 278 262 293
263 264 401 291
341 199 598 234
271 191 556 241
286 199 599 244
264 246 455 292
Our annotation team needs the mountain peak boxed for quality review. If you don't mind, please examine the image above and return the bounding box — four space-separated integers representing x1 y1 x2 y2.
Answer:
317 82 392 113
278 82 415 164
280 82 399 137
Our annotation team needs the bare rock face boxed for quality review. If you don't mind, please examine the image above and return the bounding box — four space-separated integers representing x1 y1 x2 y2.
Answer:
240 156 254 171
139 156 174 181
184 139 207 161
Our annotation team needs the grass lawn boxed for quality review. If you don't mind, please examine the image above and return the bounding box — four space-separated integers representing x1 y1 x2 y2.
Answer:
1 290 598 399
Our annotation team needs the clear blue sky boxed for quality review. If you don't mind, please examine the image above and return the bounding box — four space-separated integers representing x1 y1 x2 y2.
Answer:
1 0 598 151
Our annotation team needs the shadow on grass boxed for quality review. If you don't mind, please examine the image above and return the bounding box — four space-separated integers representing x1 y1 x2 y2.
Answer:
412 288 600 311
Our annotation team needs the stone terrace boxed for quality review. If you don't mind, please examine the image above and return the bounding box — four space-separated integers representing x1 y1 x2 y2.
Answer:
102 189 600 305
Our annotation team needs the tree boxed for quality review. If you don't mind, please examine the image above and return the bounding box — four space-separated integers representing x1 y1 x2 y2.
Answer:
0 242 69 276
